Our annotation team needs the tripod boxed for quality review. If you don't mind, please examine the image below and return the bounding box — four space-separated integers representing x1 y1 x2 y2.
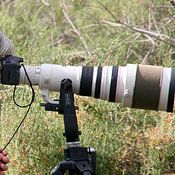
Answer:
41 79 96 175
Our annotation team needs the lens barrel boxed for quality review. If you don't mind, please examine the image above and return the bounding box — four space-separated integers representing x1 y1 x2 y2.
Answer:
19 64 175 112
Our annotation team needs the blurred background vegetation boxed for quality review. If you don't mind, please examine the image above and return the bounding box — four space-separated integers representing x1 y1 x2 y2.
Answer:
0 0 175 174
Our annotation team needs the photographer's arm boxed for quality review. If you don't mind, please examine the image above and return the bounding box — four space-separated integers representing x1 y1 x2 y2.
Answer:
0 31 14 58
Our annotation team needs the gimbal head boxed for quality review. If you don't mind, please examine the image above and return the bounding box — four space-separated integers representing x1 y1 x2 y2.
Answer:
42 79 96 175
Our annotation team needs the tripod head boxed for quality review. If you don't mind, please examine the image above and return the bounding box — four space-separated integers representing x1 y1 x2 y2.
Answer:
42 78 96 175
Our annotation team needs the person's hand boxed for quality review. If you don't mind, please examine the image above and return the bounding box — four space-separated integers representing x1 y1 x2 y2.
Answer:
0 149 10 175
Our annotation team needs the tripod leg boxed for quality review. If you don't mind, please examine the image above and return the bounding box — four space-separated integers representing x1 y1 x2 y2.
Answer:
51 164 65 175
82 172 92 175
51 161 77 175
69 171 79 175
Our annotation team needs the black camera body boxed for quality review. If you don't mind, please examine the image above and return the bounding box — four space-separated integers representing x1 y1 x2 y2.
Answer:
0 55 23 85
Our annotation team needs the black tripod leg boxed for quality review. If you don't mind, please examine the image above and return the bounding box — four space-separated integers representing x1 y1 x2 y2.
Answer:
51 161 77 175
51 164 65 175
69 172 91 175
82 172 92 175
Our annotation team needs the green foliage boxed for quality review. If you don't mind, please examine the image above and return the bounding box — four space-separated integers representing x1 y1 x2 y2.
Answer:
0 0 175 174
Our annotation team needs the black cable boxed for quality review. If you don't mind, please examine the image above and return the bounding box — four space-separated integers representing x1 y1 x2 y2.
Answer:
3 64 35 150
3 105 31 150
13 64 35 108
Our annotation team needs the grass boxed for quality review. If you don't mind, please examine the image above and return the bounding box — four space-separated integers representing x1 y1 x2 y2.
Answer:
0 0 175 174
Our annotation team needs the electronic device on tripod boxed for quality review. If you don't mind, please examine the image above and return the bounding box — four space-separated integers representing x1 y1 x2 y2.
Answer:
1 55 175 174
